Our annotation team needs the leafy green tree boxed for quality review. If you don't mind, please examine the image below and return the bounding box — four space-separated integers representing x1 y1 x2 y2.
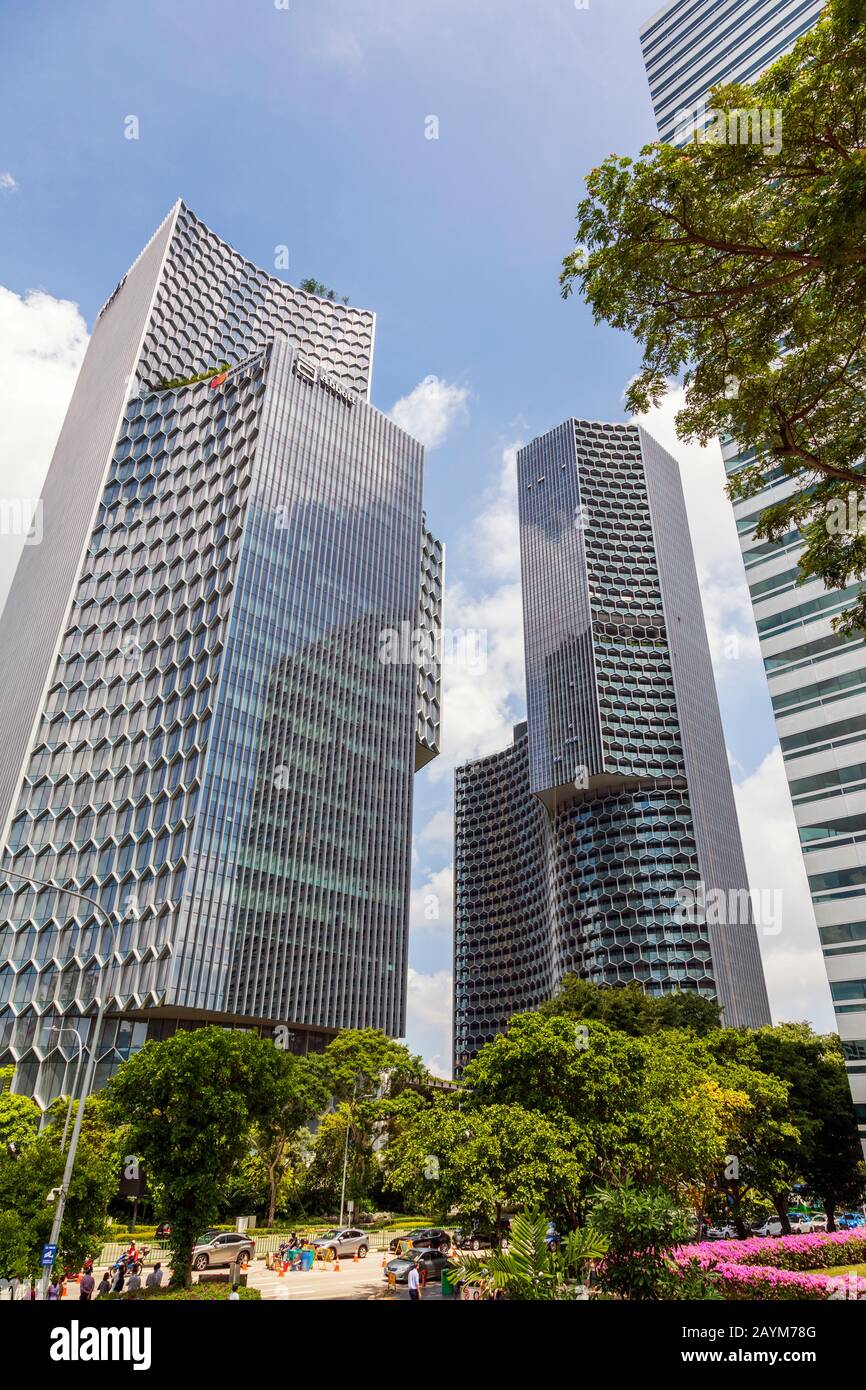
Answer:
321 1027 425 1102
709 1023 865 1230
385 1099 593 1233
252 1051 329 1226
0 1067 40 1154
590 1179 693 1301
104 1027 289 1286
450 1209 608 1301
0 1093 116 1278
541 976 721 1035
561 0 866 636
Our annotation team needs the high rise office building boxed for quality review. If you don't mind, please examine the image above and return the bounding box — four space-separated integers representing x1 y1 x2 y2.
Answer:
0 202 442 1102
640 0 826 144
641 0 866 1157
454 418 770 1072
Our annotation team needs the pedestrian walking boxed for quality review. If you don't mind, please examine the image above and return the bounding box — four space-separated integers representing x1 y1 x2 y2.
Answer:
46 1278 61 1301
79 1270 95 1302
96 1271 111 1297
407 1263 422 1301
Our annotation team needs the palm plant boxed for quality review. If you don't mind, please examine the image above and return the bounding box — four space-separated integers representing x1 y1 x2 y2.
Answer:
449 1211 608 1301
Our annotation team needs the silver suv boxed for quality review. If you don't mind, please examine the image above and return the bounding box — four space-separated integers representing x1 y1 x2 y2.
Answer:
311 1229 369 1260
192 1231 256 1271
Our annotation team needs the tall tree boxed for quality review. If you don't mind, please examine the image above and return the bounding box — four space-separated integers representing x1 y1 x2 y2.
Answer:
104 1027 288 1286
561 0 866 636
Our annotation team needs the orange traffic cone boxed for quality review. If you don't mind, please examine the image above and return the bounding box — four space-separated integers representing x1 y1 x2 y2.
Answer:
334 1255 340 1271
353 1249 359 1263
381 1252 387 1268
241 1254 249 1272
278 1263 285 1277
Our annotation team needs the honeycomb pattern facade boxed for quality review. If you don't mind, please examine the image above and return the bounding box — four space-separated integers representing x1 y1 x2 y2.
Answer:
136 203 375 399
454 726 556 1070
415 525 444 770
454 418 769 1070
0 206 440 1104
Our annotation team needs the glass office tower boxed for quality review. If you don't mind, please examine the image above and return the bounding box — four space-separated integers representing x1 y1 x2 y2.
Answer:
640 0 825 144
0 203 441 1102
641 0 866 1157
454 419 770 1071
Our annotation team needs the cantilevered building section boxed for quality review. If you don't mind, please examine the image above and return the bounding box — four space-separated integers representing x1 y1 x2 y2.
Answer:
0 203 441 1102
640 0 825 144
641 1 866 1158
454 419 769 1072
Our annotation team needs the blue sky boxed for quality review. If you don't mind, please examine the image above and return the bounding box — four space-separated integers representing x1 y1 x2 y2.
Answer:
0 0 832 1072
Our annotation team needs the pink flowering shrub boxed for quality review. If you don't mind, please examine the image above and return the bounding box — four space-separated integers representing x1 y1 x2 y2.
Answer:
678 1230 866 1272
673 1230 866 1300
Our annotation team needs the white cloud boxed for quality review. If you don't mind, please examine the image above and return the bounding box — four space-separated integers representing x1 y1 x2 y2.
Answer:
0 287 88 620
404 966 452 1077
472 442 521 581
0 172 18 193
390 375 469 450
733 746 834 1031
426 440 526 783
417 808 453 851
409 864 454 937
635 386 763 682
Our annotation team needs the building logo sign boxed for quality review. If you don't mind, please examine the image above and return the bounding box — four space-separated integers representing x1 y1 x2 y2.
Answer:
293 354 355 406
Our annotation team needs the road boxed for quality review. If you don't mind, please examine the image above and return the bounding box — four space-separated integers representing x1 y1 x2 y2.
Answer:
58 1253 449 1301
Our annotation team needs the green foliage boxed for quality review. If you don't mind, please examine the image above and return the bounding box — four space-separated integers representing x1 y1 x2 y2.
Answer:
0 1085 40 1154
157 362 230 391
106 1283 262 1300
449 1209 608 1301
104 1027 288 1287
321 1027 425 1102
561 0 866 637
0 1093 116 1278
707 1023 866 1227
299 277 350 304
385 1098 592 1230
541 976 722 1035
590 1180 693 1300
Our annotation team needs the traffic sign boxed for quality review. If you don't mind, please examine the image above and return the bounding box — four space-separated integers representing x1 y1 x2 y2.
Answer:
41 1243 57 1267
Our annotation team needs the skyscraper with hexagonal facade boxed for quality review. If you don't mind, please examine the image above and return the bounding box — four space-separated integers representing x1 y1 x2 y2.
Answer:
453 418 769 1073
0 202 442 1103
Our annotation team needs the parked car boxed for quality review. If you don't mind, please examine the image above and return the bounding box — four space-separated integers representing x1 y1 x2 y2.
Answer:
310 1229 369 1260
383 1247 453 1285
788 1212 828 1234
838 1211 866 1230
191 1231 255 1271
750 1217 783 1238
388 1227 451 1254
154 1221 172 1240
705 1223 738 1241
454 1219 511 1251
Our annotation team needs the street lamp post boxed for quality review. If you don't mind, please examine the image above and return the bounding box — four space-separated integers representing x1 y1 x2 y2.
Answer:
41 1024 85 1152
0 866 124 1296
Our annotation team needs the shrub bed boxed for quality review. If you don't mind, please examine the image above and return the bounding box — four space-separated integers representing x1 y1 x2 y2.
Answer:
678 1230 866 1272
105 1285 261 1301
674 1232 866 1300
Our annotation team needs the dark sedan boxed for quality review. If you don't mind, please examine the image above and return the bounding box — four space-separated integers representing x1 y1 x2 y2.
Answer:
389 1227 451 1254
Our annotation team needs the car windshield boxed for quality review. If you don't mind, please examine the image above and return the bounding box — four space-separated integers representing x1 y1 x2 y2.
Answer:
319 1231 339 1240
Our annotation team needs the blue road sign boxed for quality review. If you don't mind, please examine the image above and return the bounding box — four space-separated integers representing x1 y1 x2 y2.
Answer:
41 1243 57 1267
